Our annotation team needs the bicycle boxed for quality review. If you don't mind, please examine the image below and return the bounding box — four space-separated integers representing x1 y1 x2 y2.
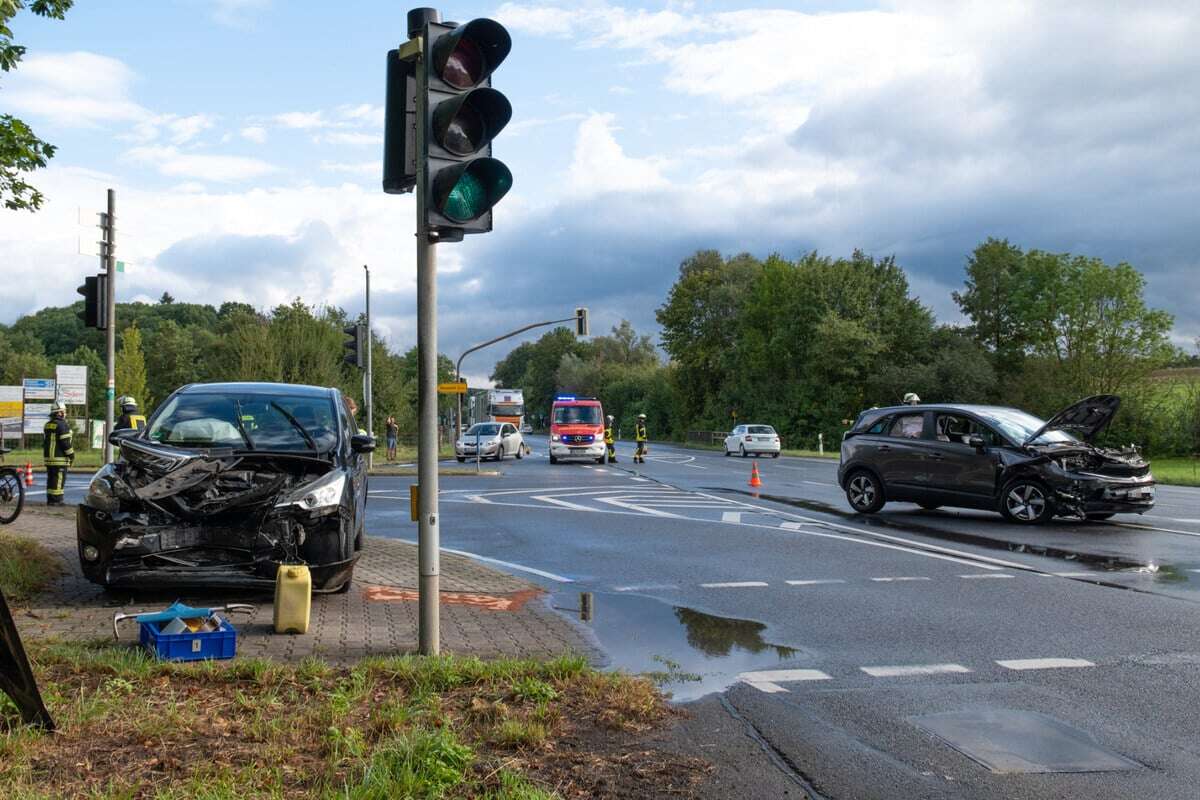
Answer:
0 446 26 524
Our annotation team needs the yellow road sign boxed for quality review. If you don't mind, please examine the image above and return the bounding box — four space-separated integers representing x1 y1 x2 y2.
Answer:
437 381 468 395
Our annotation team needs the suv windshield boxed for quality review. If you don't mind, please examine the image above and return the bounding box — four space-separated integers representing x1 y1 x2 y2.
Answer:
147 392 338 452
553 405 601 425
977 408 1079 445
466 424 500 436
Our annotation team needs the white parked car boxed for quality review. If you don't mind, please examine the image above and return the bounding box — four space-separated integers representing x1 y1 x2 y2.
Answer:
456 422 524 462
724 424 781 458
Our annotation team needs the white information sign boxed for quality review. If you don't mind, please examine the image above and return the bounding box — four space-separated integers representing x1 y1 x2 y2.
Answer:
23 378 55 400
23 403 52 435
55 364 88 406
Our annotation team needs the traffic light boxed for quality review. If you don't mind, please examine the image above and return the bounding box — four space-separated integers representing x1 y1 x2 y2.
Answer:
343 323 366 368
423 18 513 235
76 274 108 330
382 49 417 194
575 307 589 337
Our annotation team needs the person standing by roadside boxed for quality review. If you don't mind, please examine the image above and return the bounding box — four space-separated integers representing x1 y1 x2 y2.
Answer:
386 415 399 461
604 415 617 463
43 402 74 506
634 413 648 464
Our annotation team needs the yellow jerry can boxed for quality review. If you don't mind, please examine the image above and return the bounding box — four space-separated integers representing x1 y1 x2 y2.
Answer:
273 564 312 634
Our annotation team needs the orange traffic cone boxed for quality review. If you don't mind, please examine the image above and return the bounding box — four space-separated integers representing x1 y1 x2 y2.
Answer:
749 461 763 488
24 461 34 488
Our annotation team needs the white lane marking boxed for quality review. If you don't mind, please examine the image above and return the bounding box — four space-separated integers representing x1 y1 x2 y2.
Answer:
440 484 603 496
394 539 572 583
593 468 610 474
700 581 769 588
630 476 650 482
721 511 742 523
959 573 1015 579
785 579 847 586
780 521 817 530
802 480 829 486
870 576 930 582
1153 517 1200 524
740 669 831 683
861 664 971 677
997 658 1094 671
746 681 787 693
1103 520 1200 538
1050 571 1097 578
613 583 679 592
466 494 494 504
531 494 598 512
1190 569 1200 574
596 495 682 518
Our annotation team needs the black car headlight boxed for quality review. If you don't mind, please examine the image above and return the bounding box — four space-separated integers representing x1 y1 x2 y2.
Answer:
277 471 347 512
85 463 134 512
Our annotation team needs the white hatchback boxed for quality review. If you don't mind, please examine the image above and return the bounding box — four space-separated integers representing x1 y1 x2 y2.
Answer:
724 424 781 458
456 422 525 462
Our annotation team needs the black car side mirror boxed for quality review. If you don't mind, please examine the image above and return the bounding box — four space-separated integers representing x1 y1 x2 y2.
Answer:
108 428 138 446
350 434 376 453
968 434 986 451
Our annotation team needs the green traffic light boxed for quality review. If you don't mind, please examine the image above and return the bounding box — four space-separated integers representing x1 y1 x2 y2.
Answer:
434 158 512 223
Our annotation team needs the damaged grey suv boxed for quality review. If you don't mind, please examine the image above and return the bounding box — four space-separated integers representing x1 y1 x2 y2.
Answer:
838 395 1154 524
77 382 374 592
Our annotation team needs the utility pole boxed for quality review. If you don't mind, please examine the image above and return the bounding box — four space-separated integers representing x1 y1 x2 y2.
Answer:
103 189 116 464
364 264 374 470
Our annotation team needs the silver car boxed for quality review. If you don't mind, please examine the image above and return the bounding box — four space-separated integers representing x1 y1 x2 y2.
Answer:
456 422 525 462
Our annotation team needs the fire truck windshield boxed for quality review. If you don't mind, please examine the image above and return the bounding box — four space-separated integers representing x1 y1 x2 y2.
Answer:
553 405 601 425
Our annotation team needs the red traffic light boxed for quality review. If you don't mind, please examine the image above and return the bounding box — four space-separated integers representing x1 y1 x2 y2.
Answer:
431 19 511 90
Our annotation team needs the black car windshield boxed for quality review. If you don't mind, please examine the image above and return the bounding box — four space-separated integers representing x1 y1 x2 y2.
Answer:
553 405 601 425
146 392 338 452
977 408 1079 445
466 423 500 436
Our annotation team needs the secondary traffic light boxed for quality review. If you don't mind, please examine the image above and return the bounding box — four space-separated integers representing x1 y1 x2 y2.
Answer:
575 307 589 337
423 18 512 235
343 323 366 368
76 274 108 330
382 49 417 194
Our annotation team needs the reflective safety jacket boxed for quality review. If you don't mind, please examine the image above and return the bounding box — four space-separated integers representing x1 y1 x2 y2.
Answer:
604 426 615 445
43 417 75 465
116 413 147 430
635 422 647 442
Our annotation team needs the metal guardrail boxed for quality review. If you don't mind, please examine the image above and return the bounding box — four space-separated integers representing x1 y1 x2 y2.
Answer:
685 430 727 446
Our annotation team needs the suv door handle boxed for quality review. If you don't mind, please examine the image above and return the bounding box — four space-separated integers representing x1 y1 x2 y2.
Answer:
876 444 891 452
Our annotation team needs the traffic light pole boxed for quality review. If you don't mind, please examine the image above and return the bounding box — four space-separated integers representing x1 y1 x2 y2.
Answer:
364 264 374 470
103 188 116 464
413 18 440 656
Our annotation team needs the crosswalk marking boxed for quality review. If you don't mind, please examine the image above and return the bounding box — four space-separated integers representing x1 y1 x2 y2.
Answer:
996 658 1094 670
721 511 742 523
861 663 971 677
740 669 831 683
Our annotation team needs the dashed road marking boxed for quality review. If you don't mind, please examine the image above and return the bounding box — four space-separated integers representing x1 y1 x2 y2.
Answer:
959 573 1015 579
785 579 847 586
996 657 1094 671
740 669 831 685
780 521 816 530
861 663 971 677
870 576 930 582
700 581 769 588
721 511 743 523
1049 571 1097 578
613 583 679 592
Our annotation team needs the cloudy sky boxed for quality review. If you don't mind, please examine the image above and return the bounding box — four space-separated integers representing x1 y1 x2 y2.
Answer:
2 0 1197 385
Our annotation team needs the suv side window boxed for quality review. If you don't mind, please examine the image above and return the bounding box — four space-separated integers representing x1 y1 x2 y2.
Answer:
888 414 925 439
935 413 1001 447
866 417 890 435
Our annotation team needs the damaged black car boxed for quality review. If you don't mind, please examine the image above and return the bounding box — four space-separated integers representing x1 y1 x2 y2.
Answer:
78 382 374 592
838 395 1154 525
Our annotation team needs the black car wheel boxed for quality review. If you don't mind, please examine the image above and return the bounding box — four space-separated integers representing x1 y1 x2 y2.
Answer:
549 454 558 464
845 471 885 514
456 456 465 463
1001 480 1054 525
771 452 780 458
739 445 747 458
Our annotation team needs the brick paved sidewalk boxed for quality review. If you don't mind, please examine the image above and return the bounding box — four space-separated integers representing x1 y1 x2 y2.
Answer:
4 506 598 664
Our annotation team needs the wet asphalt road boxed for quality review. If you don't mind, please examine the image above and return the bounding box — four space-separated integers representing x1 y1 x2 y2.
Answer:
363 436 1200 799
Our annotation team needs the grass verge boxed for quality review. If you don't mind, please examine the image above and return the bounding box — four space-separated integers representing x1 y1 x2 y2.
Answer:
2 449 104 472
1150 457 1200 487
0 533 62 602
0 643 710 799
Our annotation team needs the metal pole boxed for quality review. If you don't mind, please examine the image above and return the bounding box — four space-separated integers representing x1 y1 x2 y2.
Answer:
413 21 440 656
364 264 374 470
103 189 116 464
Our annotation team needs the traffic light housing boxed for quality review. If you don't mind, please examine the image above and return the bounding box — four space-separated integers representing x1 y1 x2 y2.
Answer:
382 49 417 194
76 274 108 330
423 19 513 235
343 323 366 368
575 307 589 337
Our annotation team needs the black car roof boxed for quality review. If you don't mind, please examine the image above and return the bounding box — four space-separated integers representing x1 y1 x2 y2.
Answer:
868 403 1022 415
176 382 337 398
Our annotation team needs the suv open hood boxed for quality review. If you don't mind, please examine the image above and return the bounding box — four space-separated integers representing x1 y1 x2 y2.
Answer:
1023 395 1121 446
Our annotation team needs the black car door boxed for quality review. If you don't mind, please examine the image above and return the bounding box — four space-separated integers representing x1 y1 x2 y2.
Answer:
874 412 936 497
924 412 1001 504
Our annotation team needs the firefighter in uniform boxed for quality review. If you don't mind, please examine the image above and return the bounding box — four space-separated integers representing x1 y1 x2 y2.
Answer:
115 396 147 431
43 401 74 505
633 413 648 464
604 415 617 463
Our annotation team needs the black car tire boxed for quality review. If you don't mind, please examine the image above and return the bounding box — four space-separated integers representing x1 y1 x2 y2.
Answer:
740 445 747 458
549 454 558 464
515 446 523 460
1000 479 1054 525
456 456 465 463
724 448 730 457
772 452 779 458
1085 512 1116 521
845 470 885 514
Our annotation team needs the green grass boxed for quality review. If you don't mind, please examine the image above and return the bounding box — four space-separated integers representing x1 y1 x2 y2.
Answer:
0 645 686 799
0 533 62 602
1151 458 1200 487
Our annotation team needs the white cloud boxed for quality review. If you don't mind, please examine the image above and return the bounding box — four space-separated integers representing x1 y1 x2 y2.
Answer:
313 131 384 146
210 0 270 29
320 160 381 176
566 113 669 195
125 146 281 182
241 125 268 144
5 52 147 128
273 111 327 129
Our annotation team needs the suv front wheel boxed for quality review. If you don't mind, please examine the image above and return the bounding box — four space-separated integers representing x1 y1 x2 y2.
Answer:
1000 479 1054 525
845 470 885 514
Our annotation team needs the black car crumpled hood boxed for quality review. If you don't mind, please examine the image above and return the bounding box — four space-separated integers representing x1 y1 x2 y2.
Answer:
1023 395 1121 445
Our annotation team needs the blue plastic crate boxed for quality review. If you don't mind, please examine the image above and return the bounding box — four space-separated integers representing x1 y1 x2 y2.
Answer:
139 616 237 662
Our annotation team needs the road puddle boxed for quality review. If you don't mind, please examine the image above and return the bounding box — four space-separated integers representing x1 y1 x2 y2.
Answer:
554 591 805 702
